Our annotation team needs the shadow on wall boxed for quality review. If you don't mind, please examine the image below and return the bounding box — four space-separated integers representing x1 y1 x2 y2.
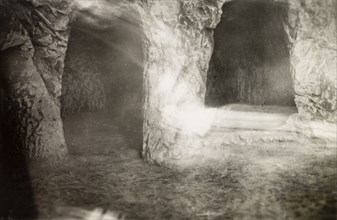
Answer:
0 74 37 218
206 0 295 107
61 10 144 151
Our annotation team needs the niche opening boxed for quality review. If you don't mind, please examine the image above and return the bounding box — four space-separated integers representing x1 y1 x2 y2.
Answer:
206 0 296 111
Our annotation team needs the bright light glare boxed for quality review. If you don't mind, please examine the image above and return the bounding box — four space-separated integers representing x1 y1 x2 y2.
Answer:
162 104 217 136
158 73 177 93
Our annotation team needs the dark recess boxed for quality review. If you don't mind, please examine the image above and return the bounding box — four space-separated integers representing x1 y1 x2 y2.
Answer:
205 0 296 107
0 50 37 219
61 15 144 152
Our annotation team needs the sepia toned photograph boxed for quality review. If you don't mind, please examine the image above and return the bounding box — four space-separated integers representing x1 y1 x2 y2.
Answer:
0 0 336 219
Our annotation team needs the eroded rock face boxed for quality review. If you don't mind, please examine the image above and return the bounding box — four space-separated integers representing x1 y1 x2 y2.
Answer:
61 5 144 115
285 0 337 122
0 0 335 164
138 0 336 166
0 0 76 160
138 0 225 164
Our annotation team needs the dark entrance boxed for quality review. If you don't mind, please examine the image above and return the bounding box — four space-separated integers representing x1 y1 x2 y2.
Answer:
61 8 144 154
205 0 296 107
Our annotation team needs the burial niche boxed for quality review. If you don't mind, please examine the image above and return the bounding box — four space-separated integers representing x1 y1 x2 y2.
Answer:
206 0 296 108
61 6 144 153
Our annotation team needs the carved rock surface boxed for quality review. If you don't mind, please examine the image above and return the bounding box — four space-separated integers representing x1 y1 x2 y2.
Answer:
61 43 106 114
138 0 225 164
0 0 75 160
61 4 144 115
138 0 336 166
0 0 335 164
206 1 295 107
285 0 337 122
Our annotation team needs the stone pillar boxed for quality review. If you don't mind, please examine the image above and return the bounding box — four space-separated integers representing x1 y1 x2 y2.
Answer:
0 0 76 160
284 0 337 122
137 0 225 165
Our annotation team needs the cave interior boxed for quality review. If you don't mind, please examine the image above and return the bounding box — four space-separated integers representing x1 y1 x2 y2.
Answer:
60 8 144 153
62 0 299 154
0 0 336 219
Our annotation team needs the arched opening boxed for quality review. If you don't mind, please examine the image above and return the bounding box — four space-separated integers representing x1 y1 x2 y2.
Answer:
61 7 144 155
206 0 296 112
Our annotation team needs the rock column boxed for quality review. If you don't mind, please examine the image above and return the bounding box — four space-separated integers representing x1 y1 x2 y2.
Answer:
138 0 225 165
285 0 337 122
0 0 76 160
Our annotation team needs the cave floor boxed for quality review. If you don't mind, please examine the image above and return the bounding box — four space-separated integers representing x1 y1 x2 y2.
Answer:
26 112 336 220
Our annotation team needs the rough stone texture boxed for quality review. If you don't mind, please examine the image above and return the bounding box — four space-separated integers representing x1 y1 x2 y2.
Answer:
138 0 336 166
61 5 144 116
138 0 295 166
138 0 226 164
61 40 106 114
285 0 337 122
0 0 335 166
0 0 76 160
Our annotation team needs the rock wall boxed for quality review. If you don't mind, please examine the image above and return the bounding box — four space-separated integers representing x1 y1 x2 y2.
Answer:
61 27 106 114
0 0 76 160
0 0 335 164
138 0 336 166
285 0 337 122
138 0 225 164
61 8 144 116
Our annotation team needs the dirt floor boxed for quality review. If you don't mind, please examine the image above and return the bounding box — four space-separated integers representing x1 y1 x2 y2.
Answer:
2 112 336 220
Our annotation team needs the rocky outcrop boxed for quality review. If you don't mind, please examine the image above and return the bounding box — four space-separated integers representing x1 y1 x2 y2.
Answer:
0 0 76 160
285 0 337 122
